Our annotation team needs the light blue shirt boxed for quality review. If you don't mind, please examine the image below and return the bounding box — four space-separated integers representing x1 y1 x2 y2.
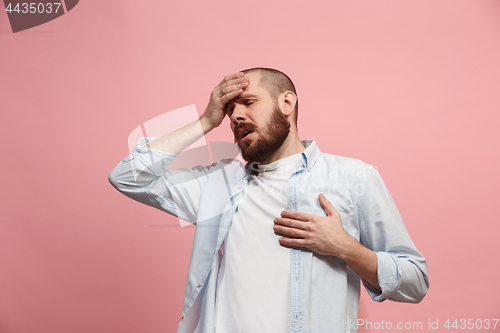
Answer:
109 138 429 333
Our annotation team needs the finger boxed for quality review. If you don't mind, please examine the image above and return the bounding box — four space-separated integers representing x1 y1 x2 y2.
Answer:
273 225 303 238
278 236 308 249
279 210 312 222
273 228 289 237
273 224 307 238
318 193 338 216
274 217 308 230
220 79 248 96
220 88 244 103
219 72 245 85
222 76 249 90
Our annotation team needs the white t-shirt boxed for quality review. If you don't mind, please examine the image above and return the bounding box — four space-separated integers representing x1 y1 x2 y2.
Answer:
214 153 304 333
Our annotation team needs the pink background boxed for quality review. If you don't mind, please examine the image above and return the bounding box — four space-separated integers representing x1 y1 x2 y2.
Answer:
1 0 499 332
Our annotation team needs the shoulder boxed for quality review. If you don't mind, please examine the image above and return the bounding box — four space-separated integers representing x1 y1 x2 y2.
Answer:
320 152 371 167
316 152 375 178
217 157 245 169
201 157 245 178
179 157 245 182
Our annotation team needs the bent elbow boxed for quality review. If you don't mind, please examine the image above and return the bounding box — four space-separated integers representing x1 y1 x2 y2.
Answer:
414 277 430 303
108 164 128 192
391 260 429 304
406 270 429 304
108 165 122 190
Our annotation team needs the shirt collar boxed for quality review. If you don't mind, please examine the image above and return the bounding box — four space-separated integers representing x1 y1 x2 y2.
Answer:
243 139 322 177
299 139 322 172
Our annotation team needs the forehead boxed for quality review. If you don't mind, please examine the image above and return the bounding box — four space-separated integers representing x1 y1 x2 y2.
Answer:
225 72 271 110
242 71 269 97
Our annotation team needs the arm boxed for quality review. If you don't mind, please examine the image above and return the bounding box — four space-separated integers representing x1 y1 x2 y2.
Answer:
108 72 249 221
273 169 429 302
358 167 429 303
334 229 380 291
143 72 249 153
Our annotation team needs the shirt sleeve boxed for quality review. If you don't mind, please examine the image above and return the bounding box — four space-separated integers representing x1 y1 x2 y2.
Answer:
108 137 215 224
358 166 429 303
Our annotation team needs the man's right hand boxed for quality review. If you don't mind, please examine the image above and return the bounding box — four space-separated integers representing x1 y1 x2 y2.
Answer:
142 72 249 154
201 72 249 130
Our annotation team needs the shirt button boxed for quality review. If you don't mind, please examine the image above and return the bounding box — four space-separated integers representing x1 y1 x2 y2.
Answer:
198 282 202 287
238 185 242 189
181 313 185 319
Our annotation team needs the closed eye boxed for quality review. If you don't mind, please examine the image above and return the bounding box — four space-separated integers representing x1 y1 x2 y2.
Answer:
225 98 256 116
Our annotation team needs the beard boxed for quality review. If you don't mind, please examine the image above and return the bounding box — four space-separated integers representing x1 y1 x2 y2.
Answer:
234 103 290 167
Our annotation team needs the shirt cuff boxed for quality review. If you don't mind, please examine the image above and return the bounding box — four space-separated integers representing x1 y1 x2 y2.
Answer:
364 251 402 302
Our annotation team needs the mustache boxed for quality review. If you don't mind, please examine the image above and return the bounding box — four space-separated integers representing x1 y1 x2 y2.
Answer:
234 122 256 139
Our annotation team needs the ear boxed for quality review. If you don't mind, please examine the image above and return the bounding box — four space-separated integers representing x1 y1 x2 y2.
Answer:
279 91 297 118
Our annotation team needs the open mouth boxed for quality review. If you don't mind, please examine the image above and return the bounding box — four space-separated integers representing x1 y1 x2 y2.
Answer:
241 130 253 139
237 126 254 141
236 125 256 144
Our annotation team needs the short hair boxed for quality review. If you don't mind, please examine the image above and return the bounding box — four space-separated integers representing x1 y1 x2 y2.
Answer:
242 67 299 126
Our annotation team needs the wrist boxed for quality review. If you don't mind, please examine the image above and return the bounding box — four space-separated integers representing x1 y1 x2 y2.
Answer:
199 115 217 134
336 235 361 262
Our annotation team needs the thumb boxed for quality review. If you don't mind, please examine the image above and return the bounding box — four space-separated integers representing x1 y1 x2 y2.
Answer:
319 193 337 216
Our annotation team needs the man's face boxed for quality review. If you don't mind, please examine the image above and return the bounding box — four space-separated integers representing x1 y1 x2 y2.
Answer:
225 72 290 165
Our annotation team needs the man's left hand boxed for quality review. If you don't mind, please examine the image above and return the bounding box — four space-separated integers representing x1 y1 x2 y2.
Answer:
273 193 353 257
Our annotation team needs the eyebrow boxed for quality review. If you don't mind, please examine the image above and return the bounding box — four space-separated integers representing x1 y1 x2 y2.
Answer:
234 93 259 101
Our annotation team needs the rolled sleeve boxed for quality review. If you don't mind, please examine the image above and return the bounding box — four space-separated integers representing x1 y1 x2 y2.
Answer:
108 137 210 224
359 167 429 303
362 252 401 302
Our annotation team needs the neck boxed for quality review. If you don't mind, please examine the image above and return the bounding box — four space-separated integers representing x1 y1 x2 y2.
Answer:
261 129 305 164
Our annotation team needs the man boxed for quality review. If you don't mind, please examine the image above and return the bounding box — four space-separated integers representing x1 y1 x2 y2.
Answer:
108 68 429 333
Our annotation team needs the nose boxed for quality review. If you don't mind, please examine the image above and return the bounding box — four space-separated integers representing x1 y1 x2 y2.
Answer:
230 103 247 126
